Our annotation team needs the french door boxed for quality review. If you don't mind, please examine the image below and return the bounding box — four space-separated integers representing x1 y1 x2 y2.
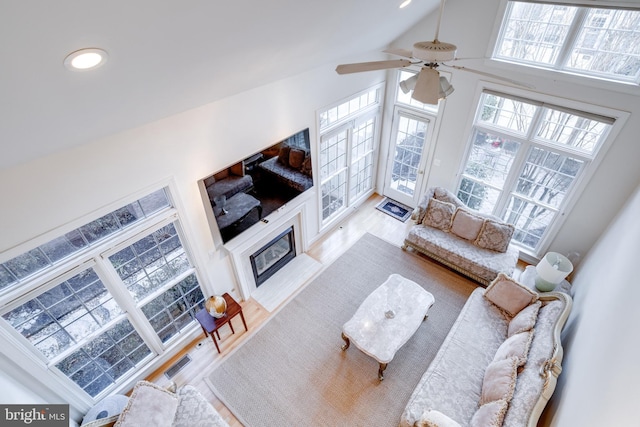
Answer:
384 108 434 207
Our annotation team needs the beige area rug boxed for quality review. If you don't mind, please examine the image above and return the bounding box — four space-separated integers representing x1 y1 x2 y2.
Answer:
205 233 477 427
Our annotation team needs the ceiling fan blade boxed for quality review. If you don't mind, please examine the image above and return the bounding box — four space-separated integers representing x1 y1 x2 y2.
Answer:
441 64 535 89
412 68 441 105
383 48 414 59
335 59 412 74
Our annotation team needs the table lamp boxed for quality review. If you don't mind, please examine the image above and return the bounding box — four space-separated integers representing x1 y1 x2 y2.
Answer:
535 252 573 292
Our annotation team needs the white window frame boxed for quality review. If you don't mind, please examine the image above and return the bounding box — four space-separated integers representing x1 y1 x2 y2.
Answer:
456 82 629 258
486 0 640 94
0 181 207 410
317 85 384 229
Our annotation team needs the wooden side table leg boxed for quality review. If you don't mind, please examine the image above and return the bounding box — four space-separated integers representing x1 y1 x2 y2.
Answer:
239 310 248 331
215 330 220 340
229 319 235 335
211 334 221 353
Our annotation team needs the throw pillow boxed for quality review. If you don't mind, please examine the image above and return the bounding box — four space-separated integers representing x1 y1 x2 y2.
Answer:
114 381 178 427
508 300 541 337
288 148 306 168
277 145 291 165
423 198 456 231
474 219 515 253
450 208 484 241
479 357 519 405
470 399 508 427
484 273 538 317
493 330 534 366
416 409 462 427
433 187 461 206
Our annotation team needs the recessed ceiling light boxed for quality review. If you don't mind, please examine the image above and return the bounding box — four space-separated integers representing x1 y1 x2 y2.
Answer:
399 0 412 8
64 48 108 71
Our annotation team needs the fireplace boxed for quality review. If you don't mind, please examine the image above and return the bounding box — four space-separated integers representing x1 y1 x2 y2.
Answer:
250 226 296 286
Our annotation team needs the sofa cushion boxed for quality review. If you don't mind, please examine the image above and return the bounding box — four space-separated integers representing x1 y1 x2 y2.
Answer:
508 301 541 337
278 145 291 165
480 357 519 405
434 187 462 206
474 219 515 253
493 330 533 366
173 385 229 427
470 399 508 427
288 148 306 168
114 381 178 427
423 198 456 231
484 273 538 317
450 208 484 241
415 409 461 427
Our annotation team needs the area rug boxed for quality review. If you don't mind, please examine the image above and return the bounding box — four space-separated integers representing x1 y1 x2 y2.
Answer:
376 197 412 222
205 233 476 427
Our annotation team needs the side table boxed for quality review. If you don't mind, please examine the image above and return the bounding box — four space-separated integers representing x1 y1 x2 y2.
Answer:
519 265 572 294
195 293 248 353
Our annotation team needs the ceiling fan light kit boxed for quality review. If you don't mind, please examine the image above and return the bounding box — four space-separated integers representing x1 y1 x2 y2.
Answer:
335 0 530 103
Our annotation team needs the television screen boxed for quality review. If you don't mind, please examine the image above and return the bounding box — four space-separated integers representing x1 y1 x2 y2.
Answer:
201 128 312 243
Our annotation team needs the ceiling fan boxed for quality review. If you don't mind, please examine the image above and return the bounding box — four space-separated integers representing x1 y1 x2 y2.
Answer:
335 0 531 104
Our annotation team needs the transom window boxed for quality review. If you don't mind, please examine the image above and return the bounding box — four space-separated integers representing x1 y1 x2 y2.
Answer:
0 188 205 401
457 90 617 255
494 1 640 84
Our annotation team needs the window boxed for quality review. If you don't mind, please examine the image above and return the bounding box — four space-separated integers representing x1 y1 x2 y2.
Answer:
494 1 640 84
0 188 205 401
457 90 618 255
318 86 382 225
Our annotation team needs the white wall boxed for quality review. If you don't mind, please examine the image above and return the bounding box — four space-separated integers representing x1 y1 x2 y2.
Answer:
0 60 384 417
388 0 640 261
546 180 640 426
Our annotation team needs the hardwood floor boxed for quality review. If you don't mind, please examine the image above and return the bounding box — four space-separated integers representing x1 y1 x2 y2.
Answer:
144 193 525 426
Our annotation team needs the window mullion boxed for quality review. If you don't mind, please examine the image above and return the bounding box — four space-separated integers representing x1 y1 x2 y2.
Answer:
555 7 589 69
93 256 164 355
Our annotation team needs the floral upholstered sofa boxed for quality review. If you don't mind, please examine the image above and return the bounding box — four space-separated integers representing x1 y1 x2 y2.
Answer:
401 274 572 427
403 187 519 286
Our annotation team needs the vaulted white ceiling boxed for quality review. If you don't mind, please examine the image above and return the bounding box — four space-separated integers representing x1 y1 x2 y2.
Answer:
0 0 440 170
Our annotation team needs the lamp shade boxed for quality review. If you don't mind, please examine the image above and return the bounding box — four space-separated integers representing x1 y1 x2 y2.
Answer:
535 252 574 292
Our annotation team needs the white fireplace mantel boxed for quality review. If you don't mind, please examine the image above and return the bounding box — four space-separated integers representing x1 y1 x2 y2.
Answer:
223 202 309 301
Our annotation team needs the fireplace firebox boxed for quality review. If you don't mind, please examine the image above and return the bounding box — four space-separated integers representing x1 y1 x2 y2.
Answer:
250 226 296 286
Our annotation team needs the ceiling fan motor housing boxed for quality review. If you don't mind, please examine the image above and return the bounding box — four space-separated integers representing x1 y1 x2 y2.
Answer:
412 40 457 63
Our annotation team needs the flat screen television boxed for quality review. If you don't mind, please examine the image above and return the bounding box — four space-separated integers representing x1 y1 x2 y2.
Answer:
201 128 313 243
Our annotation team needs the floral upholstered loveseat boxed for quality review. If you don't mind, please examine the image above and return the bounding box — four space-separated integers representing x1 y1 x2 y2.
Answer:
401 274 572 427
403 187 519 286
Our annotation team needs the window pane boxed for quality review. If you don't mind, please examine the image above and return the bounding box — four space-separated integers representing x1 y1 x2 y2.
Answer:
514 148 583 210
567 9 640 81
321 171 347 220
140 274 204 343
319 89 379 131
319 132 347 181
55 319 152 397
464 130 521 191
496 2 577 65
477 93 537 135
109 223 189 302
503 195 556 250
1 189 171 290
2 268 123 360
457 178 503 215
349 119 375 203
536 108 610 154
390 115 427 197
